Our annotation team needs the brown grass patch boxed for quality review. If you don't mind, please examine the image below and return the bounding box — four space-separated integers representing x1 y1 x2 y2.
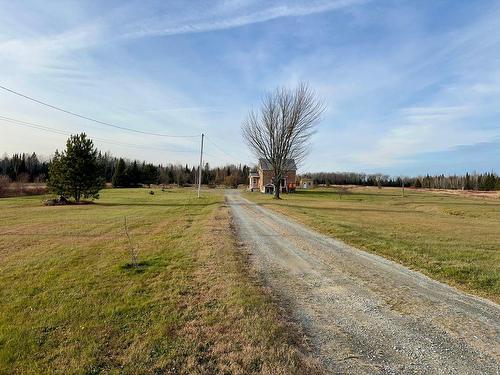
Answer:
173 205 323 374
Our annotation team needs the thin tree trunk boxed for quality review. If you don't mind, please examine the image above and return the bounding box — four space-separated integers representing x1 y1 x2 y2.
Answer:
273 174 281 199
274 182 281 199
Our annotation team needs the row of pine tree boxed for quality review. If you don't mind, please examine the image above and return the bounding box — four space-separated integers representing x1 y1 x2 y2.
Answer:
1 152 499 191
0 152 251 187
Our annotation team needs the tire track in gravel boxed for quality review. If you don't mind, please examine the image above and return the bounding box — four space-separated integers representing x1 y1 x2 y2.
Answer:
226 191 500 374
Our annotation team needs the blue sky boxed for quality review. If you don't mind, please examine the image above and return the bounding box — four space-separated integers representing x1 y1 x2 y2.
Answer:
0 0 499 175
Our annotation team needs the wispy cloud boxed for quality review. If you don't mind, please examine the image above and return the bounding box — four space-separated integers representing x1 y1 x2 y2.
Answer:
144 107 222 114
123 0 367 38
352 105 498 169
399 106 472 123
0 26 106 87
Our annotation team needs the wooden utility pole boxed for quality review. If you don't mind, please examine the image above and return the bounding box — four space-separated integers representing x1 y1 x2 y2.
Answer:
197 133 204 198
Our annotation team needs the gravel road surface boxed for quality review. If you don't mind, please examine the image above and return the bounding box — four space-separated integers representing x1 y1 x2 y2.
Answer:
226 191 500 374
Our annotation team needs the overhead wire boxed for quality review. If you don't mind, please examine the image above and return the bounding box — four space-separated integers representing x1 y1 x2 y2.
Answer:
0 115 201 154
0 84 200 138
204 135 252 166
0 84 250 164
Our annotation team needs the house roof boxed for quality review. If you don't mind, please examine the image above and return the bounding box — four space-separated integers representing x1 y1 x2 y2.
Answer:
258 158 297 171
249 172 259 177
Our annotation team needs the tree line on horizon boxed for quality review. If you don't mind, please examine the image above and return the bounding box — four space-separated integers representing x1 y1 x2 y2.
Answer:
306 171 500 191
1 152 499 192
109 157 250 188
0 152 49 183
0 151 251 188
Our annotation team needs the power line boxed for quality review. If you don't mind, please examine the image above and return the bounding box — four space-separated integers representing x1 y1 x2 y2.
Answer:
204 135 251 165
0 115 201 154
1 115 234 170
0 84 200 138
0 85 252 166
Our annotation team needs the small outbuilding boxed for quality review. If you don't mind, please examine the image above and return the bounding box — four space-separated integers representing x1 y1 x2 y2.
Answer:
300 177 314 189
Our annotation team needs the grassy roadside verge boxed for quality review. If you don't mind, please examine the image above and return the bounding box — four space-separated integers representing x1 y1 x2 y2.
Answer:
243 187 500 302
0 188 321 374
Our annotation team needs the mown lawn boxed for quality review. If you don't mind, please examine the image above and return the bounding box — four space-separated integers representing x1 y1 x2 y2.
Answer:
244 187 500 302
0 188 320 374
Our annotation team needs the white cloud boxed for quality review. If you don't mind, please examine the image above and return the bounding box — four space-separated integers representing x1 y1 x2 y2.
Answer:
122 0 367 38
353 105 498 168
144 107 222 114
0 25 102 71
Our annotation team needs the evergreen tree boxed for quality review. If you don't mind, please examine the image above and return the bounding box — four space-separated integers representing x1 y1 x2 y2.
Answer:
143 163 159 186
112 158 128 187
126 161 141 186
464 173 472 190
47 133 104 202
167 165 174 184
202 162 210 184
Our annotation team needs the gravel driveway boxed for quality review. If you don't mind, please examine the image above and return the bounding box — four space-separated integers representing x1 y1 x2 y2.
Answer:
226 191 500 374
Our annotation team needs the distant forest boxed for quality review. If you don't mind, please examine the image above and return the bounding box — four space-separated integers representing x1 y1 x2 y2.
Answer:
0 152 250 188
306 172 500 191
1 152 499 191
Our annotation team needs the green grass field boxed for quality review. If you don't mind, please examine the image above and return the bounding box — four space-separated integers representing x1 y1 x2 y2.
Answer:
244 187 500 302
0 189 320 374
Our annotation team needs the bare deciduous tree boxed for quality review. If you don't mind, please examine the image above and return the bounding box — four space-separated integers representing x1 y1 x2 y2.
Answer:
242 82 325 199
338 185 350 199
0 175 10 197
124 217 138 268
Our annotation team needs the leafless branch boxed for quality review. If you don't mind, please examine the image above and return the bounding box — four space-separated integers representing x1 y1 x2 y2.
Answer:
124 216 138 268
242 82 325 198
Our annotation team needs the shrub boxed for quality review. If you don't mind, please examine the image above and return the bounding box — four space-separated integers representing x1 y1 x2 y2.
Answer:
0 175 11 197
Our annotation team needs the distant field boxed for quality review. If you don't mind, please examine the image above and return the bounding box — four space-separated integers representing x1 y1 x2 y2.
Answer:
0 182 46 198
244 187 500 302
0 189 320 374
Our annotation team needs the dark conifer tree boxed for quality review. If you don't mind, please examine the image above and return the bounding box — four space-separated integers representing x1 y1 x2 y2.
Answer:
47 133 104 202
112 158 128 187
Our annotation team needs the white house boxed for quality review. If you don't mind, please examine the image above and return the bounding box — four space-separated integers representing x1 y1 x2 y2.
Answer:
248 172 260 191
